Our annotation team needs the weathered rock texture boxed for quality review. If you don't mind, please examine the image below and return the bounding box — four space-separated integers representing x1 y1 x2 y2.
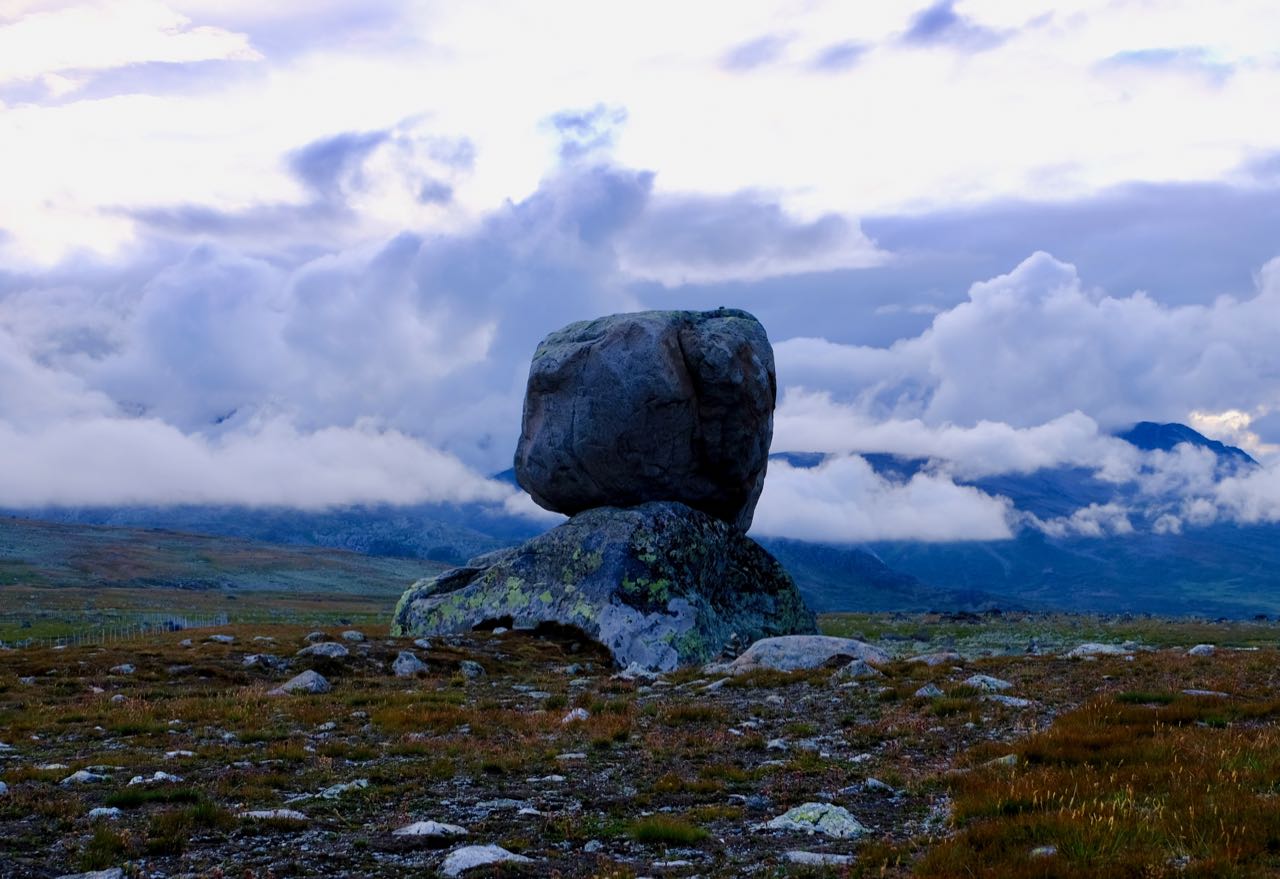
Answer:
514 308 776 532
392 502 815 671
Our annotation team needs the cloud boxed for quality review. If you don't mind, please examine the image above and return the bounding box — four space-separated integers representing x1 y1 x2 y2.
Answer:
546 104 628 162
1024 502 1134 539
1098 47 1234 85
900 0 1007 52
720 34 789 72
809 41 868 73
775 251 1280 433
620 192 884 285
773 394 1141 481
0 415 511 508
0 0 259 84
752 455 1014 542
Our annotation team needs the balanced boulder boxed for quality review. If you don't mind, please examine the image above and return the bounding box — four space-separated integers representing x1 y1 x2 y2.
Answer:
393 501 815 671
514 308 775 532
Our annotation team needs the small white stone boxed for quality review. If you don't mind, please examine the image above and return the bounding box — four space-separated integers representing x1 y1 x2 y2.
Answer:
87 807 122 820
238 809 309 822
1187 644 1215 657
760 803 867 839
392 819 468 838
786 851 854 866
561 707 590 724
60 770 106 785
440 844 532 877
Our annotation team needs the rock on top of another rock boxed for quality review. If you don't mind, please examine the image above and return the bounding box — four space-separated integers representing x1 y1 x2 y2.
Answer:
514 308 775 532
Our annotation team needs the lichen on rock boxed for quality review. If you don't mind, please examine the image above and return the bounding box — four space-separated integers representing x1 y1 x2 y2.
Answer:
392 501 815 671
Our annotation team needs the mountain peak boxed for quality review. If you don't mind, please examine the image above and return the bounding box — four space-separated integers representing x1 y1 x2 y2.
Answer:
1116 421 1257 468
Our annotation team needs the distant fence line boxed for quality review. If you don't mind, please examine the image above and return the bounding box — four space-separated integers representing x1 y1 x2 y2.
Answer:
0 612 231 651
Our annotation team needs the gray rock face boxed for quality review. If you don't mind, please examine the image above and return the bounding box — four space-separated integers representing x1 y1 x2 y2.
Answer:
514 309 776 532
269 670 331 695
392 502 814 671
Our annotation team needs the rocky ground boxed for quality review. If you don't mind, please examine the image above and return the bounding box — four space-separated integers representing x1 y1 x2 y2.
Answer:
2 613 1279 878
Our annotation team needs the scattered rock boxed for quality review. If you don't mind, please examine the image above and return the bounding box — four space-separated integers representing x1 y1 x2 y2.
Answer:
393 820 468 838
514 308 776 531
60 770 106 785
458 660 485 679
128 771 182 785
1187 644 1215 656
785 851 855 866
269 670 331 696
412 638 433 650
914 683 944 698
1066 642 1131 659
87 807 121 819
984 754 1018 768
316 778 369 799
297 642 349 660
983 694 1035 708
832 659 883 681
963 674 1012 692
0 781 7 796
341 630 366 642
1183 688 1230 698
243 653 283 669
1031 845 1058 857
238 809 309 823
760 803 867 839
440 844 532 877
562 707 590 724
206 634 236 645
907 651 962 667
108 663 135 675
392 650 428 677
394 502 815 671
55 870 124 879
718 635 888 675
109 694 126 704
305 631 328 643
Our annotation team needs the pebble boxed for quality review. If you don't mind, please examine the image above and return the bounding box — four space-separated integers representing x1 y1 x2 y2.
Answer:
341 630 366 642
440 844 532 877
413 638 433 650
982 694 1035 708
562 707 590 724
109 694 126 704
459 660 485 679
393 819 468 838
238 809 309 822
963 674 1012 692
128 771 183 785
1031 845 1058 857
269 670 331 696
109 664 135 675
760 803 867 839
296 642 349 660
60 770 106 785
87 807 122 820
392 650 428 677
206 634 236 645
786 851 855 866
305 631 328 643
1187 644 1216 657
914 683 944 698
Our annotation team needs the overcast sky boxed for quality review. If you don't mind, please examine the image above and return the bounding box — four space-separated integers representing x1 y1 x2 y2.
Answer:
2 0 1280 541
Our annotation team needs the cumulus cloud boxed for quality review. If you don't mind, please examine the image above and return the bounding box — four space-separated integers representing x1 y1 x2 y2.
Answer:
752 456 1014 542
720 35 789 72
0 415 511 508
900 0 1007 52
775 251 1280 433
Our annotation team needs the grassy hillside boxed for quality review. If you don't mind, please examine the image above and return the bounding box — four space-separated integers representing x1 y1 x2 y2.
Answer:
0 516 447 641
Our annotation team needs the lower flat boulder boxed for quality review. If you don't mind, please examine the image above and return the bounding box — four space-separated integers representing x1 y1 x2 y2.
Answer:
712 635 889 675
392 501 815 671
